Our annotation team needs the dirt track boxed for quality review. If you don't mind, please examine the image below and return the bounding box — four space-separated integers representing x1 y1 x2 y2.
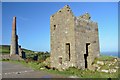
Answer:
2 61 65 78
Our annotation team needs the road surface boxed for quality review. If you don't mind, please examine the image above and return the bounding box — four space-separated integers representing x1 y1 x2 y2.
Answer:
2 61 66 78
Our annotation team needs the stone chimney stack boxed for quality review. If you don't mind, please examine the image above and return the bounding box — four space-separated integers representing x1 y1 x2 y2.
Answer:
10 16 19 56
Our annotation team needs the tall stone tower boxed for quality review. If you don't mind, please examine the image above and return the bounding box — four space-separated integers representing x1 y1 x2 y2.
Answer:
50 5 100 70
10 17 19 56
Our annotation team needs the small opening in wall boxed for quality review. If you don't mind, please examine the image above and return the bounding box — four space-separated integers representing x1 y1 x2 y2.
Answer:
66 43 70 61
89 17 91 19
93 41 96 43
59 57 62 64
52 15 54 17
67 10 70 12
54 25 56 30
95 28 98 31
59 10 61 12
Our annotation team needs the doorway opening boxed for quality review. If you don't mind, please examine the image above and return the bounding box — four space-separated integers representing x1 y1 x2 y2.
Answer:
66 43 70 61
84 43 90 68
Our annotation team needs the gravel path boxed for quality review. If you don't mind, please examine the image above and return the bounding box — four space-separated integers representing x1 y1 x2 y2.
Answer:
2 61 66 78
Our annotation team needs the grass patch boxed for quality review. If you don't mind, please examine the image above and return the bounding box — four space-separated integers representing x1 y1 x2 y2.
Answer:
2 54 119 78
98 55 116 61
93 55 117 64
0 45 36 54
47 68 119 78
0 45 10 54
3 59 119 78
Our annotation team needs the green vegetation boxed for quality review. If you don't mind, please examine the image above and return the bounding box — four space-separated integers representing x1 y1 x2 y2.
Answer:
0 45 10 53
2 55 119 78
4 60 118 78
93 55 117 64
25 51 50 62
45 55 119 78
22 49 35 54
97 54 117 61
50 67 118 78
0 45 40 54
1 45 119 78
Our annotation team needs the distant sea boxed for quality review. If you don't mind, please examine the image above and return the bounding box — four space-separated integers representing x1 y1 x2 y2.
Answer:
101 52 119 58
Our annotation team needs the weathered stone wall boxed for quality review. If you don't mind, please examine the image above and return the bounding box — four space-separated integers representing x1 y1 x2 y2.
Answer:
10 17 19 56
50 5 100 70
50 5 76 70
75 17 100 70
10 17 25 60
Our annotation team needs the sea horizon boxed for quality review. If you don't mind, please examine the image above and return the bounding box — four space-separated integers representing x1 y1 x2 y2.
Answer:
101 52 119 58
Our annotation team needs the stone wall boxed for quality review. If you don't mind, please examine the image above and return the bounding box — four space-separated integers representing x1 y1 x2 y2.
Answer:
50 5 76 70
10 17 19 56
10 17 26 60
75 17 100 70
50 5 100 70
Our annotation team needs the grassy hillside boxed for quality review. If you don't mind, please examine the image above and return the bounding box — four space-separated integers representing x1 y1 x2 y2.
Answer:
0 45 34 54
0 45 10 54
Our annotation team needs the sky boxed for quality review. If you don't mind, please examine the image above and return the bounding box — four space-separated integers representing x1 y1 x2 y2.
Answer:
2 2 118 53
1 0 120 2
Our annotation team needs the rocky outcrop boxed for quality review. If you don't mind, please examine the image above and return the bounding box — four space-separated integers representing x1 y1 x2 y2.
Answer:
92 57 119 73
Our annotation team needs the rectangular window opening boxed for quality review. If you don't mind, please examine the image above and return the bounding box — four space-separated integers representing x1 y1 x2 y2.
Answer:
59 57 62 64
54 25 56 30
66 43 70 61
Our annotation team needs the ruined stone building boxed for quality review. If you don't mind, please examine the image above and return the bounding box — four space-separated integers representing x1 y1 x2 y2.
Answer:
50 5 100 70
10 16 26 60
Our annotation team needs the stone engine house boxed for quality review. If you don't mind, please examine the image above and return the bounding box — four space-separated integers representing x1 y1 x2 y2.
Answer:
50 5 100 70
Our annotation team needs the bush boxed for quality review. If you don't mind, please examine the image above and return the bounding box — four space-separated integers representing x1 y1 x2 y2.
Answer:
26 51 50 62
39 63 46 68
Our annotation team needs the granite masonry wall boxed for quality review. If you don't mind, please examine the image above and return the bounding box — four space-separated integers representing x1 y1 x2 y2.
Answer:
50 5 100 70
